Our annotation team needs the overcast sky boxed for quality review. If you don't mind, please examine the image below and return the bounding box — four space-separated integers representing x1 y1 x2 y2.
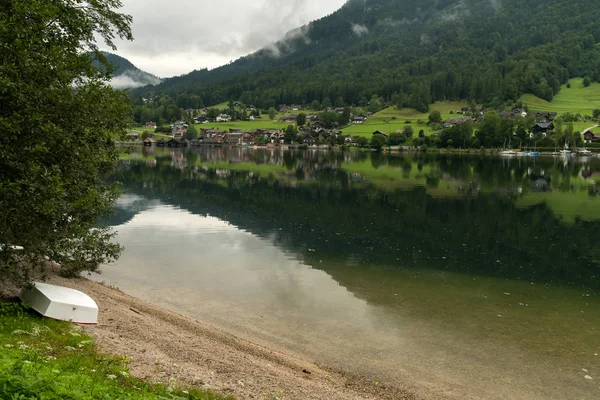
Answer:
103 0 347 78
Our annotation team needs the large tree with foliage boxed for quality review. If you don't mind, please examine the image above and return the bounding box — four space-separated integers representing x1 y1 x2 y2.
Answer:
0 0 133 286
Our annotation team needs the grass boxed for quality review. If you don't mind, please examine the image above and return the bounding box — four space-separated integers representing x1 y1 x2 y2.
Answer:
0 301 233 400
520 78 600 116
343 101 468 138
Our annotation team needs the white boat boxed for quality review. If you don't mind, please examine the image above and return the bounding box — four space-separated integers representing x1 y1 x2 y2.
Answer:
20 282 98 324
575 148 593 156
499 150 517 156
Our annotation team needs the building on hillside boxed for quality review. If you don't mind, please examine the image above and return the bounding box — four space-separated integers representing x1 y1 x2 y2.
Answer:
143 137 156 147
443 116 472 128
216 114 232 122
583 130 600 143
352 115 367 124
279 114 297 123
126 132 140 140
144 122 157 129
372 130 389 138
531 122 554 136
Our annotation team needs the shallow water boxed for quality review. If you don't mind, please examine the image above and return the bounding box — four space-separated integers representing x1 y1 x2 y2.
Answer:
97 148 600 399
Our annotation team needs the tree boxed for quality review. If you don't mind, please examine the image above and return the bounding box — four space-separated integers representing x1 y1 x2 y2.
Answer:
404 126 415 138
268 107 277 120
593 109 600 119
0 0 132 286
370 135 388 151
318 111 339 129
284 125 298 143
388 132 407 146
310 100 320 111
185 124 198 140
428 111 442 125
356 136 369 147
296 113 307 126
583 76 592 87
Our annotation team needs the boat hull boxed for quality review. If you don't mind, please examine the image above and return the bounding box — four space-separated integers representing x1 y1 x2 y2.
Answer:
20 282 98 324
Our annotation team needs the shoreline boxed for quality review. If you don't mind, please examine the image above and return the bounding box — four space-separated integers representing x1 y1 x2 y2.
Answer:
49 276 417 400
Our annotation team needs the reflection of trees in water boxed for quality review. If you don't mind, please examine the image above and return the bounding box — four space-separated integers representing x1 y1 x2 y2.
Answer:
112 151 600 290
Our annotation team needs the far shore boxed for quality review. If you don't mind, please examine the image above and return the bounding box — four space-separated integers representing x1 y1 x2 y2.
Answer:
48 276 418 400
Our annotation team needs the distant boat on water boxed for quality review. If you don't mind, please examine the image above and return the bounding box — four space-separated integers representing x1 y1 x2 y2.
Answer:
574 148 593 157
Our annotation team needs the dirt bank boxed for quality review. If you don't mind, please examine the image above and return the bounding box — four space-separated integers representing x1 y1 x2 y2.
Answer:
51 277 416 400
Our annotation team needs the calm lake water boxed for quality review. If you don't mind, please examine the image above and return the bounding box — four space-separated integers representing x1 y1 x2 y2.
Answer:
99 147 600 399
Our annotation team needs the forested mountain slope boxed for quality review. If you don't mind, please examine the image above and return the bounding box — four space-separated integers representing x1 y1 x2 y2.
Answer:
132 0 600 111
98 52 162 89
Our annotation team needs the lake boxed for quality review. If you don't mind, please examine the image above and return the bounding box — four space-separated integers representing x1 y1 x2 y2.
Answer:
99 147 600 399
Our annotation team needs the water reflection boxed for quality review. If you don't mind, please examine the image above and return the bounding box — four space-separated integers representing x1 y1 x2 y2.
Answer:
99 148 600 399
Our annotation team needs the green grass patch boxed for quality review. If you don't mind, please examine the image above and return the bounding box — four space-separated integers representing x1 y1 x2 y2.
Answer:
343 101 468 138
0 302 233 400
521 78 600 116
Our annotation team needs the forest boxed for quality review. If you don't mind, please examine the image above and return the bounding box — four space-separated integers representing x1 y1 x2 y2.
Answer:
130 0 600 122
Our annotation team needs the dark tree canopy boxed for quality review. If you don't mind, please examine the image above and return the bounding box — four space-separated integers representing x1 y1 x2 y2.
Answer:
130 0 600 122
0 0 133 285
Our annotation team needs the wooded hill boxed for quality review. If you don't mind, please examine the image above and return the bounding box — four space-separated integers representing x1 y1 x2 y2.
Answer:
98 52 162 89
132 0 600 112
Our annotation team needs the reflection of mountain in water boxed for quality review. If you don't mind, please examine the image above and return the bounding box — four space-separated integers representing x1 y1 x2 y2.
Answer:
98 194 161 228
110 150 600 290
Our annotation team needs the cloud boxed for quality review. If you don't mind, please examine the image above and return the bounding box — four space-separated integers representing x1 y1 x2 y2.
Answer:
263 24 312 58
101 0 346 77
351 23 369 37
109 70 162 89
377 17 419 28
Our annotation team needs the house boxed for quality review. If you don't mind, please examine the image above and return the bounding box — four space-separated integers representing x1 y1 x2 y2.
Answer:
279 114 297 123
194 116 207 123
304 137 317 145
143 138 156 147
344 137 353 144
167 138 187 148
352 115 366 124
171 121 188 130
172 128 186 138
372 130 389 138
290 104 301 111
460 107 469 114
443 116 472 128
126 132 140 140
216 114 232 122
144 122 157 129
532 122 554 135
224 132 244 145
583 130 600 143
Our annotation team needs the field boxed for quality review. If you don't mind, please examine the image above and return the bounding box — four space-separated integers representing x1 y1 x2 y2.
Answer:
343 101 468 138
192 120 290 131
520 78 600 116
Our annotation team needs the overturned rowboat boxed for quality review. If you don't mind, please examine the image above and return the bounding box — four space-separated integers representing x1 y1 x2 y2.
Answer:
20 282 98 324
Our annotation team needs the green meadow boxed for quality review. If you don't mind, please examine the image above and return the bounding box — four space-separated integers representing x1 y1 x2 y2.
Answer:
521 78 600 116
343 101 468 138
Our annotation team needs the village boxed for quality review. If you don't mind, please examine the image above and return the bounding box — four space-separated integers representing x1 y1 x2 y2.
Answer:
124 102 600 151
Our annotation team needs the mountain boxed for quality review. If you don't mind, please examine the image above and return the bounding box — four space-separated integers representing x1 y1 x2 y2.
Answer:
132 0 600 113
99 52 162 89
